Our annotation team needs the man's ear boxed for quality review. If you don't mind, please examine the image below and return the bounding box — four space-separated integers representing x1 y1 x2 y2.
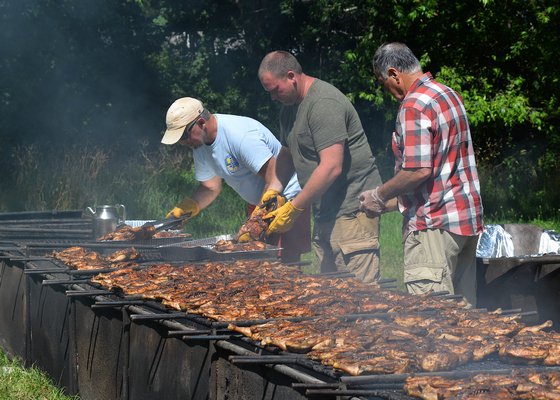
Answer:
388 67 401 84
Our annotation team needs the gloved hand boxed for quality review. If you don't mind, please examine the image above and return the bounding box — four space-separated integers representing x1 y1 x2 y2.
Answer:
265 200 304 235
251 189 286 217
166 197 200 219
237 232 252 243
359 187 386 218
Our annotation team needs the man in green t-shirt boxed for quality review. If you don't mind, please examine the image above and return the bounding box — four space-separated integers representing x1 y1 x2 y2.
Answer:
257 50 383 283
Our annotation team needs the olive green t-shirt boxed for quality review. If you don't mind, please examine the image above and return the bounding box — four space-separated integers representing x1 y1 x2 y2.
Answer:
279 79 382 221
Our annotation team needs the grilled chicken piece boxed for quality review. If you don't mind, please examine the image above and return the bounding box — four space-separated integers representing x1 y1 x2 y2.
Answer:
499 328 560 365
517 319 553 334
417 350 461 372
152 230 190 238
236 215 270 242
333 354 411 375
105 248 141 262
236 205 271 242
405 376 461 400
53 246 141 270
406 371 560 400
97 225 157 241
471 336 509 361
456 313 525 336
52 246 106 270
212 239 267 252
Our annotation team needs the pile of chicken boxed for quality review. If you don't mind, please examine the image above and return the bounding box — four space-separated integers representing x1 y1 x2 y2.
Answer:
210 208 270 252
51 246 141 270
50 248 560 383
90 257 557 375
405 370 560 400
97 225 189 242
229 310 558 376
212 239 267 252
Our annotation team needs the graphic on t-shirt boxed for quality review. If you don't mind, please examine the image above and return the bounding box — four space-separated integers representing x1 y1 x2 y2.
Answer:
225 154 240 173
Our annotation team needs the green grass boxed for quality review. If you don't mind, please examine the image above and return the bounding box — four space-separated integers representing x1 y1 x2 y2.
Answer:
0 350 78 400
379 212 405 289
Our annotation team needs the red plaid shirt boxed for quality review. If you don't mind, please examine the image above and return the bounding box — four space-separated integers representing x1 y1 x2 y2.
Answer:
392 72 483 238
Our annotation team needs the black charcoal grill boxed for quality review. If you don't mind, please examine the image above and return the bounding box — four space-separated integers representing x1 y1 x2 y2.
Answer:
4 212 560 400
477 223 560 328
0 247 28 362
0 210 93 241
6 254 556 400
55 273 511 400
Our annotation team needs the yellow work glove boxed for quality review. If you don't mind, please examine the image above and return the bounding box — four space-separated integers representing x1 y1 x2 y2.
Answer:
265 200 303 235
166 197 200 219
237 232 252 243
251 189 286 217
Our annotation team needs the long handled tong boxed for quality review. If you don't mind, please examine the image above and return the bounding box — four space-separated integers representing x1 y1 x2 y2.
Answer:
141 213 192 231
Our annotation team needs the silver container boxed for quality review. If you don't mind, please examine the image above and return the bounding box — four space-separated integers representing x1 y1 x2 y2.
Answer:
86 204 126 239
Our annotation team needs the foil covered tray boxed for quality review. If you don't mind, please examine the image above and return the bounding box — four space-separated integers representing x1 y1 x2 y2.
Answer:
157 234 280 262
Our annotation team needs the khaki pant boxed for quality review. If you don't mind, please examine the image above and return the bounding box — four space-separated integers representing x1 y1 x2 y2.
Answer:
313 212 380 283
403 229 479 307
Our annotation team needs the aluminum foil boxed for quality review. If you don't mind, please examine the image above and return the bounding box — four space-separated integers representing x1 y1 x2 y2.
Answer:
476 224 514 258
538 230 560 254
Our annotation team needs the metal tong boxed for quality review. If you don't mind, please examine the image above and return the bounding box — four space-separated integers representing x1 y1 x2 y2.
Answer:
141 213 192 231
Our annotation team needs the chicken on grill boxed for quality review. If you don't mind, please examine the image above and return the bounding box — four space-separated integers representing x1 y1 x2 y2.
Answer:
51 246 141 270
212 239 267 252
405 370 560 400
97 225 189 241
55 247 560 377
499 323 560 365
97 225 157 241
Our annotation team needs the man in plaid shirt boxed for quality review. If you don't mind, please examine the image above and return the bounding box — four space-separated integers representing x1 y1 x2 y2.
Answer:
360 42 483 306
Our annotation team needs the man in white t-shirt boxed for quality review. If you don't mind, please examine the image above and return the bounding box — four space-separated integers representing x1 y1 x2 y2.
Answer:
161 97 310 261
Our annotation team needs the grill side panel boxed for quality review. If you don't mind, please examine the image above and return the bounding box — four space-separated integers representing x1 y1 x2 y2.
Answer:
0 259 28 362
127 320 212 400
73 298 127 400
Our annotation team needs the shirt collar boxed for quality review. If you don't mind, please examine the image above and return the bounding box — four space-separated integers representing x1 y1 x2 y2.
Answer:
407 72 433 95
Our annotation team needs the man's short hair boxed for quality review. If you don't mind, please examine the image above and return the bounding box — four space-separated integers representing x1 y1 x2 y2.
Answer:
372 42 422 80
258 50 303 78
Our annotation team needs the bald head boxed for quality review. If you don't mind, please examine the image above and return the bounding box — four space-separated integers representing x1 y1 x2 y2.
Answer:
258 50 303 79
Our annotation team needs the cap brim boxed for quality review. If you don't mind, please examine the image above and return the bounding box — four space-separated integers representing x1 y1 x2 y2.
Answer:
161 126 185 145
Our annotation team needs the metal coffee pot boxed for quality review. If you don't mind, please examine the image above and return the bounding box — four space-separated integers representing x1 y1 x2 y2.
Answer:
86 204 126 239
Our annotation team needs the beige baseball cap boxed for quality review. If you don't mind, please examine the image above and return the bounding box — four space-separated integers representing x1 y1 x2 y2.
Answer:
161 97 204 145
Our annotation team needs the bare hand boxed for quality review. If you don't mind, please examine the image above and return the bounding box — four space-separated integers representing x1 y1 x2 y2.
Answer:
359 187 386 218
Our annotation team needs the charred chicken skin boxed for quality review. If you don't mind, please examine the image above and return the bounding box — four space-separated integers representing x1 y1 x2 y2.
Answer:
236 196 280 242
54 246 560 379
97 225 189 241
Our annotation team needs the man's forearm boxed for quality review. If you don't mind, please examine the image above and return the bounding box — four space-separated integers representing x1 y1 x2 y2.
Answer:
191 178 222 209
291 166 340 209
378 167 432 202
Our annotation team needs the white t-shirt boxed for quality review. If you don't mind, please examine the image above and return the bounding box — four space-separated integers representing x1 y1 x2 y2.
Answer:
193 114 300 205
